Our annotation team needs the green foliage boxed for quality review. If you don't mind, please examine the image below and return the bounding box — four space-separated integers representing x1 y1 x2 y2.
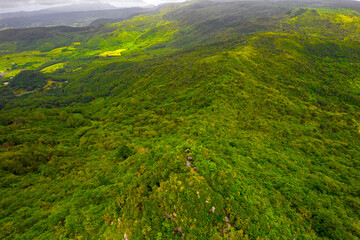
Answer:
9 70 47 91
66 113 90 128
0 146 54 175
115 145 132 161
1 1 360 240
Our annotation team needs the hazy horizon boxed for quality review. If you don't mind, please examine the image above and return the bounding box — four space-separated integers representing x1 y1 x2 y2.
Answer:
0 0 187 14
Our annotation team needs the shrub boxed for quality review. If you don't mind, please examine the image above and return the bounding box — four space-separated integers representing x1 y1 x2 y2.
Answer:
115 145 133 161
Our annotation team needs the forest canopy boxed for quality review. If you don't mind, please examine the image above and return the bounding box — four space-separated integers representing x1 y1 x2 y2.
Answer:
0 0 359 239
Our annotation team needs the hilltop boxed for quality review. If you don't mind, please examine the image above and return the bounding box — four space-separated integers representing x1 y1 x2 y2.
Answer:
0 0 359 239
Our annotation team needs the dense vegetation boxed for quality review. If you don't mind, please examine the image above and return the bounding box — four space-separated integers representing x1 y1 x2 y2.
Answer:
9 70 47 91
0 0 359 239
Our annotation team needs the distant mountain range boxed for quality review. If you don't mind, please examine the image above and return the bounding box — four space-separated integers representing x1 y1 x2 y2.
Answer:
0 3 153 29
0 3 118 17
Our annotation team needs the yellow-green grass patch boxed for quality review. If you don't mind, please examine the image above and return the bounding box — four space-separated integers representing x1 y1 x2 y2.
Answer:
46 46 77 58
41 63 66 73
43 80 57 90
99 49 127 57
6 69 23 78
0 51 45 72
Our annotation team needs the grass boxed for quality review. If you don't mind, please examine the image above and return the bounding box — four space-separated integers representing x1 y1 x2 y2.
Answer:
0 51 45 73
99 49 127 57
41 63 66 73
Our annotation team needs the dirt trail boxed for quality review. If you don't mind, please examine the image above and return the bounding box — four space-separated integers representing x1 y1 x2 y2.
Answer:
15 90 35 97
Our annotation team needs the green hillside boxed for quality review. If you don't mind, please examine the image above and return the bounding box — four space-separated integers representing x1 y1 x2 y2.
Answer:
0 1 359 239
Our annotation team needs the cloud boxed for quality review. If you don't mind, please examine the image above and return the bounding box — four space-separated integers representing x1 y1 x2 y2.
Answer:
0 0 30 8
0 0 185 13
0 0 147 8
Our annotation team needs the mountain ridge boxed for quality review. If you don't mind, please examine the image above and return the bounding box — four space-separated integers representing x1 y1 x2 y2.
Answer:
0 3 118 17
0 6 152 29
0 0 359 239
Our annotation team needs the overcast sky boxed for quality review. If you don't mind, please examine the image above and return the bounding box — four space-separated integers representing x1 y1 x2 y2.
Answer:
0 0 186 13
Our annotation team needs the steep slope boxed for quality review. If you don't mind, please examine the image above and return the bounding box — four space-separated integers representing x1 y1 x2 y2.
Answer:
0 1 360 239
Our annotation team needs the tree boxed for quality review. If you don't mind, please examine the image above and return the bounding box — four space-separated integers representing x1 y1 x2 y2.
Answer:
9 70 47 91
